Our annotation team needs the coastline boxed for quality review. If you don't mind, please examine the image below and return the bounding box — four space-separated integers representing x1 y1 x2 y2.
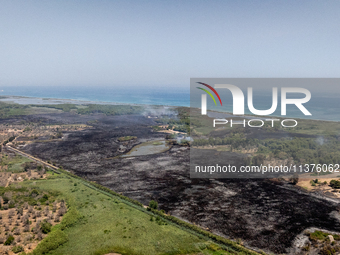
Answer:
1 95 339 123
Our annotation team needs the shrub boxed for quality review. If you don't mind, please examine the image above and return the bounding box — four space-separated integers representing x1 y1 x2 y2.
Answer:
4 235 14 245
149 200 158 210
12 245 24 253
60 207 82 230
31 229 68 255
30 189 39 197
330 180 340 189
2 197 9 204
39 194 49 203
40 220 52 234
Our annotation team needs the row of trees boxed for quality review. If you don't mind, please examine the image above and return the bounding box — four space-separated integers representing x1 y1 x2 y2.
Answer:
77 104 143 115
31 103 144 116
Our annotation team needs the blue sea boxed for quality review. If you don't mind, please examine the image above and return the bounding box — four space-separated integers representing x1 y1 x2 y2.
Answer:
0 85 190 107
0 85 339 122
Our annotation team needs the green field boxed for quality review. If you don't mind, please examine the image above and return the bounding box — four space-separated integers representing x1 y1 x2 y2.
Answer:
16 173 243 255
28 175 202 255
0 154 256 255
0 153 256 254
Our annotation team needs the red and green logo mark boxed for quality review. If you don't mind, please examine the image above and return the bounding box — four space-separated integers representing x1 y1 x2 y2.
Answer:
196 82 223 106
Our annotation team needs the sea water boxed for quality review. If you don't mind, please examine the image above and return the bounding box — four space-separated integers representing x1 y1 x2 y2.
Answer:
0 85 339 121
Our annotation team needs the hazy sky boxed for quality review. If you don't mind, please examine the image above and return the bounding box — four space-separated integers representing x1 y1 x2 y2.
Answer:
1 0 339 88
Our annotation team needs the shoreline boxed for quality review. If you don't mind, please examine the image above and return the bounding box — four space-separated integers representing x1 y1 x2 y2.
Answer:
1 95 339 123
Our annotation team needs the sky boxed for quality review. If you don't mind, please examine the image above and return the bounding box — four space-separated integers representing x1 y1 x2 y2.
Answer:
0 0 340 89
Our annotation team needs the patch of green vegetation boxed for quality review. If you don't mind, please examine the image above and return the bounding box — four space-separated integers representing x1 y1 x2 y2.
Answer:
59 207 83 230
118 136 137 142
12 245 24 253
309 230 340 242
0 183 58 209
31 229 68 255
16 172 255 255
330 180 340 189
0 102 28 118
0 103 145 117
148 200 158 210
40 219 53 234
154 107 190 134
19 176 201 254
152 141 163 145
77 104 143 115
4 235 15 245
30 104 78 112
1 154 32 173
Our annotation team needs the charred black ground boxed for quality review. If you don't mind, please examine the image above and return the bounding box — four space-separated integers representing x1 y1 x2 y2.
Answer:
6 112 340 254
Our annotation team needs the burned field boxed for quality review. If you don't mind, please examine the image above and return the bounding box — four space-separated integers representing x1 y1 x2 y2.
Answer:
4 111 340 254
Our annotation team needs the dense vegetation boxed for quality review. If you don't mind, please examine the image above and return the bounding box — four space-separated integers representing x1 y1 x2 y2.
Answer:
154 107 190 133
0 102 28 118
32 103 144 116
0 102 144 117
77 104 143 115
31 104 78 112
192 134 340 165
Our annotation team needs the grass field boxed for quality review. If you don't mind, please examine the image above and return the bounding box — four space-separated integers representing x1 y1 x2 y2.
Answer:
17 172 246 255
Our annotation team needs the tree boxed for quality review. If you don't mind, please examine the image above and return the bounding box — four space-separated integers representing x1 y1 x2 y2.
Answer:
149 200 158 210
